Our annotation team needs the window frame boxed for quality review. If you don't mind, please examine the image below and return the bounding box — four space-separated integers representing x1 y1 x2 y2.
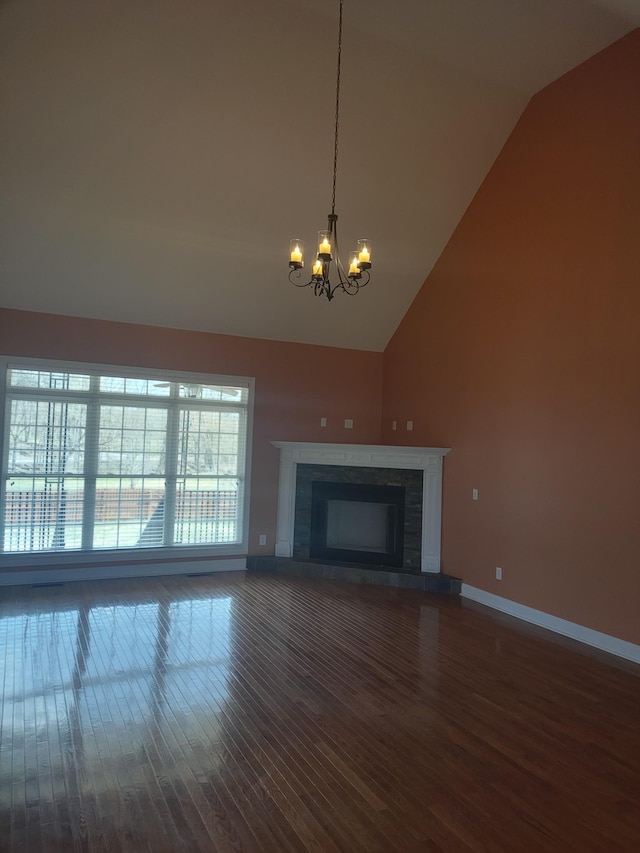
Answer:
0 356 254 568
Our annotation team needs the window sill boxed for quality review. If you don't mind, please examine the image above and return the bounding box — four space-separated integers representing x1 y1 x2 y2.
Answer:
0 542 247 571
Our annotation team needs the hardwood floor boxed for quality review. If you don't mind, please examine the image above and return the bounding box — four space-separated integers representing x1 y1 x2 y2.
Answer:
1 571 639 851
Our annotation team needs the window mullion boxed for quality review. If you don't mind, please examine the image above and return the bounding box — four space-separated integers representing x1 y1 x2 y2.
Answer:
163 401 180 546
81 376 100 550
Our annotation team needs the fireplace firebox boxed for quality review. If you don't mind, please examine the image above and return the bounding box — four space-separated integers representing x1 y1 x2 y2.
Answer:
310 481 405 567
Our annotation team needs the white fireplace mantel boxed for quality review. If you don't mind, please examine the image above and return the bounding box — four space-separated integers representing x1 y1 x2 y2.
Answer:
271 442 451 573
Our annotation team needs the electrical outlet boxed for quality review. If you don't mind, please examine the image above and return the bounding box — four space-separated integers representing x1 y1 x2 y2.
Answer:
259 534 267 546
320 417 327 427
406 420 413 431
344 418 353 429
495 566 502 580
472 488 479 501
392 420 397 430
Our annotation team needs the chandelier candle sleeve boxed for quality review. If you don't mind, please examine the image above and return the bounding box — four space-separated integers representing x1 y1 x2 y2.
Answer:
318 231 332 260
357 240 371 268
348 252 361 276
312 258 323 278
289 240 304 268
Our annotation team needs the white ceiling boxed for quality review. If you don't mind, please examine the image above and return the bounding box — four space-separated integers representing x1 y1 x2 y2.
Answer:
0 0 637 351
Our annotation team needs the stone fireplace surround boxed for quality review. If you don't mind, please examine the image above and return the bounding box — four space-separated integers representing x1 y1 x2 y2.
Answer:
272 443 450 573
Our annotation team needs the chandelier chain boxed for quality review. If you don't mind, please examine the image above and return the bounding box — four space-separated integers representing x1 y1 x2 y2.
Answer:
331 0 343 217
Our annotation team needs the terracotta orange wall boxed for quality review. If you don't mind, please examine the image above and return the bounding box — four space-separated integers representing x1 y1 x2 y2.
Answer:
382 30 640 645
0 307 383 565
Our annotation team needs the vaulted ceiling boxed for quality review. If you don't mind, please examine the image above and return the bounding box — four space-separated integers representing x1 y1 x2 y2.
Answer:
1 0 638 351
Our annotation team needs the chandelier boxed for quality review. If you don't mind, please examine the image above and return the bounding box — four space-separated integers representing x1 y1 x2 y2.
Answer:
288 0 372 301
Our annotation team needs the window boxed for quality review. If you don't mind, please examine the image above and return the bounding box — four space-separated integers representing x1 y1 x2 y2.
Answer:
1 361 253 559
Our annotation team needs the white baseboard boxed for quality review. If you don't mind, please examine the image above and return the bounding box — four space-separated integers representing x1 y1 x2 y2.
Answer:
0 558 247 587
461 584 640 665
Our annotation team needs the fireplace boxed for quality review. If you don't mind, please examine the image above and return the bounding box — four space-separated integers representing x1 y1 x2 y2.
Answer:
310 481 405 567
272 443 450 573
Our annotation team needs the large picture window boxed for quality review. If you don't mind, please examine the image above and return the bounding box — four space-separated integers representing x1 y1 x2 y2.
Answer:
1 361 252 558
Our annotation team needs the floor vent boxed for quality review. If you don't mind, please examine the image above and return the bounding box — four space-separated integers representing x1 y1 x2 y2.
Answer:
186 572 214 577
32 582 64 588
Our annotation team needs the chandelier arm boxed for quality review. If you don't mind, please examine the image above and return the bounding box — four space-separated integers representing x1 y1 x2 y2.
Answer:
335 261 351 293
341 274 361 294
331 216 350 294
316 279 330 299
330 214 364 296
289 269 312 288
342 269 369 294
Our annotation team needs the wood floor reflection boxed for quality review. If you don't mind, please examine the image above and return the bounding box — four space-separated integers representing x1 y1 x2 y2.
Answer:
1 571 639 851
